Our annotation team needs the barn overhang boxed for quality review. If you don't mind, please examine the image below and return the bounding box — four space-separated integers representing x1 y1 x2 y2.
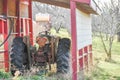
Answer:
32 0 99 14
32 0 70 8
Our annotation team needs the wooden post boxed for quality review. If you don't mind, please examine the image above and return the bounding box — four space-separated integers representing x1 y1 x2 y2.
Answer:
16 0 21 37
3 0 9 72
89 45 92 66
28 0 33 45
21 18 24 37
79 49 83 70
25 19 29 35
84 46 88 71
70 1 77 80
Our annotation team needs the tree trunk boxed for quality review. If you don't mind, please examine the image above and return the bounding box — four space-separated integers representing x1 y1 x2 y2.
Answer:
117 32 120 42
100 32 113 61
106 36 113 61
55 27 58 33
106 53 111 61
100 32 108 54
55 27 61 33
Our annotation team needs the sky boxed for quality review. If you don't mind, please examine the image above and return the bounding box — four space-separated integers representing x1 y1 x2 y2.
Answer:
97 0 110 5
99 0 110 4
100 0 109 2
96 0 110 9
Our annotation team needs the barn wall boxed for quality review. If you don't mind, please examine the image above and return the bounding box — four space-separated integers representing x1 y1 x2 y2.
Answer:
76 9 92 72
76 9 92 49
0 0 3 15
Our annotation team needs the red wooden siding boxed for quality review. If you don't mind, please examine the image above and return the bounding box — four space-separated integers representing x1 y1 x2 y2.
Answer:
79 49 83 70
78 44 92 71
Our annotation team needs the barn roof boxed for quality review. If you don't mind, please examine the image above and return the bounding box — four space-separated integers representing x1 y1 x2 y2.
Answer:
32 0 98 14
32 0 69 8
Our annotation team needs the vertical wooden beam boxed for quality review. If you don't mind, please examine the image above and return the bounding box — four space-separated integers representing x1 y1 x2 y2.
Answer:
89 45 92 66
21 18 24 37
25 19 28 35
0 20 5 69
28 0 33 45
22 18 26 36
79 49 83 70
0 19 5 43
70 1 77 80
16 0 21 37
84 46 88 70
3 0 9 72
0 20 2 34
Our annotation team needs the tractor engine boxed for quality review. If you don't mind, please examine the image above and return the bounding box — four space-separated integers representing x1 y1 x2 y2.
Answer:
34 33 51 67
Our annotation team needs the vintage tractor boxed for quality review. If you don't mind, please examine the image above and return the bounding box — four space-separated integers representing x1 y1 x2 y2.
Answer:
0 14 71 77
10 30 71 76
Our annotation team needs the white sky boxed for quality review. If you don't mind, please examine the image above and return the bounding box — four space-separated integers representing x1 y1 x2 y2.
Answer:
99 0 110 4
96 0 110 8
100 0 109 2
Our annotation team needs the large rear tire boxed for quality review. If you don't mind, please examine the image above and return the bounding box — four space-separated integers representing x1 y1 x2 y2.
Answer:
10 37 28 76
56 38 71 74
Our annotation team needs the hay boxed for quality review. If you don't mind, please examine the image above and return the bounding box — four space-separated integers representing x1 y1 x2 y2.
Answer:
8 0 16 16
0 0 28 17
0 0 16 16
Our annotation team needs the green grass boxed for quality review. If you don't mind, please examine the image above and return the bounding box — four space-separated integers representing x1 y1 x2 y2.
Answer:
50 28 71 38
0 70 11 79
92 36 120 55
17 75 47 80
88 36 120 80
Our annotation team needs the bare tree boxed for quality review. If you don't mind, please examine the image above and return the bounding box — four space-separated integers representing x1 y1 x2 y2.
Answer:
32 2 70 33
92 0 120 61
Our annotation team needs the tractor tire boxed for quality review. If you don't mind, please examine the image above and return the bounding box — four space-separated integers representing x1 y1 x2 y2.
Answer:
10 37 28 76
56 38 71 74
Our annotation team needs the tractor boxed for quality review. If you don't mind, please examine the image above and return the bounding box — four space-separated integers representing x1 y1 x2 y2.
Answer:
10 20 71 76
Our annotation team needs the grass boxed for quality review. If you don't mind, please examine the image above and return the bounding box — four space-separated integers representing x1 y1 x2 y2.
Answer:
0 70 11 79
17 75 47 80
92 36 120 55
87 36 120 80
50 28 71 38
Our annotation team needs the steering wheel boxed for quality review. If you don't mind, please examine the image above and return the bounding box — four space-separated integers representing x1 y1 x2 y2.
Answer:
38 31 50 36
